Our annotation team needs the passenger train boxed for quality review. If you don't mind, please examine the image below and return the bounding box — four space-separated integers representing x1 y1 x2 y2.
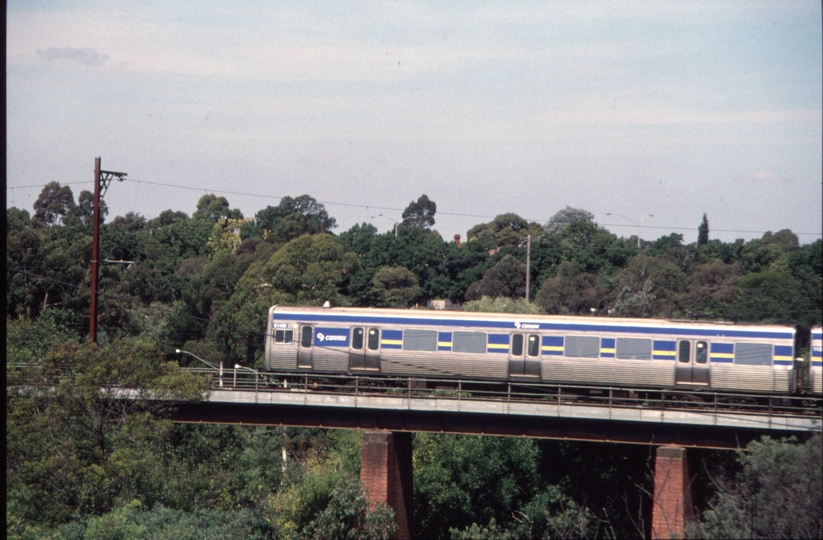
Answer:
264 306 821 396
812 326 822 395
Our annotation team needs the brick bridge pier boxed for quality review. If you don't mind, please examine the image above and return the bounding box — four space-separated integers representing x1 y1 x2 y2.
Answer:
360 431 414 540
360 432 694 540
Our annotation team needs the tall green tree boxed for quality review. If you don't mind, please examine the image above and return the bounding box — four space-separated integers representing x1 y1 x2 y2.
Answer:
32 181 77 227
401 194 437 229
698 213 710 245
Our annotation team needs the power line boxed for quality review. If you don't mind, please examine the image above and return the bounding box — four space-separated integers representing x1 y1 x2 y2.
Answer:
7 178 822 238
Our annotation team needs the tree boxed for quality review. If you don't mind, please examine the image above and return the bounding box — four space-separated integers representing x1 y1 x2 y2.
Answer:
7 207 32 232
7 309 80 364
193 194 243 222
413 434 597 540
63 190 99 227
110 211 147 233
269 439 396 540
465 255 527 301
687 435 822 539
467 213 542 248
6 339 206 526
297 478 397 540
463 296 543 314
255 195 337 243
256 233 358 306
206 218 247 260
544 206 594 235
535 261 610 315
611 254 686 318
679 259 742 317
348 227 451 306
146 209 189 231
32 182 79 227
371 266 419 307
761 229 800 252
402 194 436 229
77 502 277 540
336 223 379 256
698 213 709 245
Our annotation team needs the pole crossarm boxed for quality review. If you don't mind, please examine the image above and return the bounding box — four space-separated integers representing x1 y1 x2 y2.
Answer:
98 170 127 200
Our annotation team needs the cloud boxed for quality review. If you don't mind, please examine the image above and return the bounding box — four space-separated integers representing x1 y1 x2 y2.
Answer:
746 168 788 185
37 47 109 66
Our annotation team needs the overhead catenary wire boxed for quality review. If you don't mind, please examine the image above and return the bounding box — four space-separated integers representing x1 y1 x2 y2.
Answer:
7 178 822 239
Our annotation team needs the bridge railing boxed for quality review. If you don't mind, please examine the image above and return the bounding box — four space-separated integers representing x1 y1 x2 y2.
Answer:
193 366 822 419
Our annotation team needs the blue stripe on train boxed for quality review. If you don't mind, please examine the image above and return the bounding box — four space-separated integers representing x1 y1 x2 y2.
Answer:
487 333 509 354
272 312 793 339
653 340 676 360
542 335 564 355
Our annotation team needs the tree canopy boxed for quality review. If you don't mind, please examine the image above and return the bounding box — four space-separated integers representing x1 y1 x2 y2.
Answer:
401 194 437 229
5 187 823 539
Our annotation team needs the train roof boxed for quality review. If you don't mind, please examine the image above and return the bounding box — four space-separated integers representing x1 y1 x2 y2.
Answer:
270 306 796 335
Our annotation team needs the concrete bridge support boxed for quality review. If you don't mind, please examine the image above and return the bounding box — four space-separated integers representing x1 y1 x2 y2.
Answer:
651 445 694 539
360 431 413 540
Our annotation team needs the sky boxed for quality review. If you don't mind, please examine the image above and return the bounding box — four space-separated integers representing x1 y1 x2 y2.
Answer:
6 0 822 245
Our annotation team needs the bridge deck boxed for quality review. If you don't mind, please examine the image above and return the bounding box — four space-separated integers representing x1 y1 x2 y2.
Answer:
170 369 821 449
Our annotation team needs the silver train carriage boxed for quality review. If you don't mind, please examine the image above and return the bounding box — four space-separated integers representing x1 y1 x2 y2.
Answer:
811 326 823 395
264 306 803 395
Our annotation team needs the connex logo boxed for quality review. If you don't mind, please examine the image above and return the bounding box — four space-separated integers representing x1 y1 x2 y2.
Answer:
317 333 346 342
514 322 540 330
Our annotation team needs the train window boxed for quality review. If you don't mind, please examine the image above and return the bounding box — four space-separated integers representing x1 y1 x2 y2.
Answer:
403 329 437 352
352 328 364 350
734 342 772 366
528 335 540 357
512 334 524 356
453 331 487 354
274 329 294 344
695 341 708 364
678 341 690 363
367 328 380 351
616 338 652 360
300 326 313 348
564 336 600 358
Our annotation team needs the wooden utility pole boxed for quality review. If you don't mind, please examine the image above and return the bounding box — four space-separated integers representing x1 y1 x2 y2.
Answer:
89 157 127 343
525 234 531 302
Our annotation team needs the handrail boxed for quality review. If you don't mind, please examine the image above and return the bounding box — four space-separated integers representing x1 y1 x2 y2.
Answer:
180 366 822 420
14 361 816 418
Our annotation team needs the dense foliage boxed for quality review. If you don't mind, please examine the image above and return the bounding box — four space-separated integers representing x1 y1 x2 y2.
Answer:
6 187 822 538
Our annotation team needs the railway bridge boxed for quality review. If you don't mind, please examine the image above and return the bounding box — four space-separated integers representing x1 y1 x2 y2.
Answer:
171 367 822 539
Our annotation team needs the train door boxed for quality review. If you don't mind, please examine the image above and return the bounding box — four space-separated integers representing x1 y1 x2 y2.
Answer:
298 325 313 369
349 327 366 370
509 334 541 377
364 327 381 371
675 339 710 385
